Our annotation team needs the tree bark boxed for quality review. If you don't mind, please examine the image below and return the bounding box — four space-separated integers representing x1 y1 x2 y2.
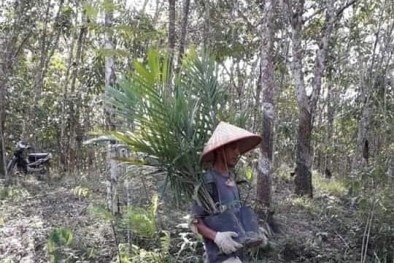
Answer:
104 0 119 214
0 73 6 178
0 50 7 177
287 0 336 197
69 6 88 172
168 0 176 81
256 0 276 207
59 29 77 172
176 0 190 72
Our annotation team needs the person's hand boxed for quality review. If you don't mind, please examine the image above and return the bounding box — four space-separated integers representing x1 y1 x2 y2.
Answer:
259 227 269 248
214 231 243 254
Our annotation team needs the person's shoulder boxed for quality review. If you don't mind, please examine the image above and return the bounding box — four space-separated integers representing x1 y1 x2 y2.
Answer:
203 170 216 184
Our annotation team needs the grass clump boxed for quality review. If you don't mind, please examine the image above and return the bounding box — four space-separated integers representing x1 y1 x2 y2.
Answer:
312 171 347 197
0 185 29 201
280 196 317 216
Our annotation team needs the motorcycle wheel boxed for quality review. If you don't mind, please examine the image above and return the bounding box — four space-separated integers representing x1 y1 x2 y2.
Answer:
7 164 23 185
37 163 51 181
10 165 23 177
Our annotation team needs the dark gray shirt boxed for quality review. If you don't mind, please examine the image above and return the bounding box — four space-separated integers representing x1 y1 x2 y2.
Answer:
191 170 244 263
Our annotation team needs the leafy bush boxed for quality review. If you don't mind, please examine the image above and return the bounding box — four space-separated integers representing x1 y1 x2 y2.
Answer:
348 166 394 262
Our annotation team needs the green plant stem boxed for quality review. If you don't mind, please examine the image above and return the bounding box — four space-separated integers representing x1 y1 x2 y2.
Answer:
110 219 122 263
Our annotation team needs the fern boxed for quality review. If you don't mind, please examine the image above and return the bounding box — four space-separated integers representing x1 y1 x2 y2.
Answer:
123 194 159 238
160 230 171 253
47 228 74 263
89 204 115 222
71 185 92 199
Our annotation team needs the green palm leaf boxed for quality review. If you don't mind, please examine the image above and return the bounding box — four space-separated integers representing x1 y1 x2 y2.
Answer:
103 48 244 203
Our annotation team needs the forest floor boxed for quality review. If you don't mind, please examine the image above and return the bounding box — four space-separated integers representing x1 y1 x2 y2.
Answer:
0 167 369 263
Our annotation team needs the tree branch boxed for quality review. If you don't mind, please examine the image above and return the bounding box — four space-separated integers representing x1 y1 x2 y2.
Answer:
305 0 358 24
304 7 325 23
336 0 358 18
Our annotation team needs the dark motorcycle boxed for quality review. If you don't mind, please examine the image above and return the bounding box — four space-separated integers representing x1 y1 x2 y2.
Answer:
6 141 52 177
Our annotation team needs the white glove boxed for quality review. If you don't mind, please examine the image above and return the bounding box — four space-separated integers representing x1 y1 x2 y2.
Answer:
259 227 269 248
222 256 243 263
214 231 243 254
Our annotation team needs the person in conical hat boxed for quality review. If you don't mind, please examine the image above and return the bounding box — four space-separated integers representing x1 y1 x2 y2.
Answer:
190 121 263 263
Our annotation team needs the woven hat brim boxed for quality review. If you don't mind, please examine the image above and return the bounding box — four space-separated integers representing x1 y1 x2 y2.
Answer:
200 135 262 163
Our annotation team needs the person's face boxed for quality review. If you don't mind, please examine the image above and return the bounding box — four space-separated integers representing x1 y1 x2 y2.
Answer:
221 142 240 167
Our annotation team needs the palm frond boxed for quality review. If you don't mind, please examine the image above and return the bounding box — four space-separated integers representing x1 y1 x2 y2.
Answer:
103 48 240 203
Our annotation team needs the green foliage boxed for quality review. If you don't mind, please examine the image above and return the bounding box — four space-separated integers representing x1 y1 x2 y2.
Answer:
89 204 115 222
117 230 173 263
70 185 92 199
47 227 74 263
287 196 315 214
312 171 347 197
123 194 158 239
346 165 394 261
243 165 254 183
118 232 173 263
0 186 28 201
103 48 245 202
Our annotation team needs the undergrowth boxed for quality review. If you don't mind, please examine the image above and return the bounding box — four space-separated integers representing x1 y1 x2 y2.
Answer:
1 163 393 263
273 164 394 263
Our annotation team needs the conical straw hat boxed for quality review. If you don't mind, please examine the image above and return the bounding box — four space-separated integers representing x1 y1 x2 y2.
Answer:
200 121 262 163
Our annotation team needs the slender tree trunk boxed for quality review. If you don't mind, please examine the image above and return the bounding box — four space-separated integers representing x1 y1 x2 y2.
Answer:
256 0 276 207
33 0 51 99
0 52 7 177
352 9 387 172
202 0 210 51
104 0 119 214
69 7 88 172
0 76 6 178
324 83 334 176
168 0 176 81
176 0 190 72
254 57 262 132
59 30 77 172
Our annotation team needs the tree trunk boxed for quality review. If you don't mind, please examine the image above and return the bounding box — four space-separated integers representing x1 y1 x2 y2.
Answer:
294 107 313 197
69 6 88 173
256 0 276 207
168 0 176 80
0 57 7 177
176 0 190 72
59 29 77 172
0 79 6 178
324 83 334 176
104 0 119 214
287 0 336 198
202 0 210 51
